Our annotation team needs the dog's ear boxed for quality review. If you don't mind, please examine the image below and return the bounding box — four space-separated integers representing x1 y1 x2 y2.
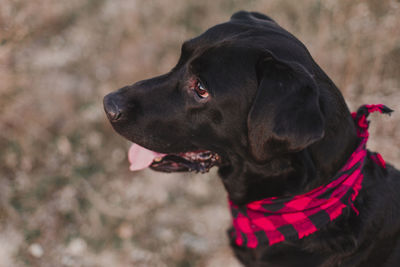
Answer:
247 52 325 162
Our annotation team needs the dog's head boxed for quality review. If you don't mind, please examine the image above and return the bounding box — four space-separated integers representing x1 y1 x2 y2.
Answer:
104 11 332 202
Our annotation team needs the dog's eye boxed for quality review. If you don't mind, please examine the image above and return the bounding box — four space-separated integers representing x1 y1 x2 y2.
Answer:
193 81 209 99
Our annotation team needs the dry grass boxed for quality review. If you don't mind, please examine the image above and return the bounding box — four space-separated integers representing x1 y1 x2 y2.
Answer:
0 0 399 266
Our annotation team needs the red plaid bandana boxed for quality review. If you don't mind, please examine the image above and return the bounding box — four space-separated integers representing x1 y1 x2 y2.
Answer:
230 104 393 248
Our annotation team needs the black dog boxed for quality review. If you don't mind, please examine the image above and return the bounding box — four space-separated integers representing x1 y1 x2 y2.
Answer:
104 11 400 266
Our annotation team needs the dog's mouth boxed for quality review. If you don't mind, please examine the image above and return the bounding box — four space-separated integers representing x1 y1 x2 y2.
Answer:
128 143 221 173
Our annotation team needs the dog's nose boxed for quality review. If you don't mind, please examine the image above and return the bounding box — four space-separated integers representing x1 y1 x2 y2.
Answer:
103 93 123 121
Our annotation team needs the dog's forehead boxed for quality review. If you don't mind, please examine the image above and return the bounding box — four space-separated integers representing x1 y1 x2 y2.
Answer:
178 22 272 70
183 20 269 51
182 18 308 63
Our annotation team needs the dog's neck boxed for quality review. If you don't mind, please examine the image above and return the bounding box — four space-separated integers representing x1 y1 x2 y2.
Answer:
228 104 391 249
307 95 359 189
220 89 359 205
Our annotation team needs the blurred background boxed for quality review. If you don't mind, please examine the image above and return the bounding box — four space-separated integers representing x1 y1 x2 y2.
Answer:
1 0 399 266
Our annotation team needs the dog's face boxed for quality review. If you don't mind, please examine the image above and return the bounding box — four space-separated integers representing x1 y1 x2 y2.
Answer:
104 29 257 156
104 11 325 200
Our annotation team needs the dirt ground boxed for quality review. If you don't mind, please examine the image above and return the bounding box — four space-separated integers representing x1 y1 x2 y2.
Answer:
1 0 399 266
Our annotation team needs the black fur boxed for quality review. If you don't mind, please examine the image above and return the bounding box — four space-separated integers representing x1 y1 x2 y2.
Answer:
104 11 400 266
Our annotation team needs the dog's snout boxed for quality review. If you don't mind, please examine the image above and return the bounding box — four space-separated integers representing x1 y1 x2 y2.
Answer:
103 93 123 121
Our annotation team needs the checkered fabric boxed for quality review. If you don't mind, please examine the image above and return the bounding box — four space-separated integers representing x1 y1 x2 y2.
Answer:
230 104 393 248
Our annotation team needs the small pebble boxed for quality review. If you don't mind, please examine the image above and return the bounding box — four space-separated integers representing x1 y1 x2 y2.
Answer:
28 243 44 258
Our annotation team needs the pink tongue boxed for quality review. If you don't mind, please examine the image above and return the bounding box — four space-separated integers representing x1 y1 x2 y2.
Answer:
128 143 166 171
